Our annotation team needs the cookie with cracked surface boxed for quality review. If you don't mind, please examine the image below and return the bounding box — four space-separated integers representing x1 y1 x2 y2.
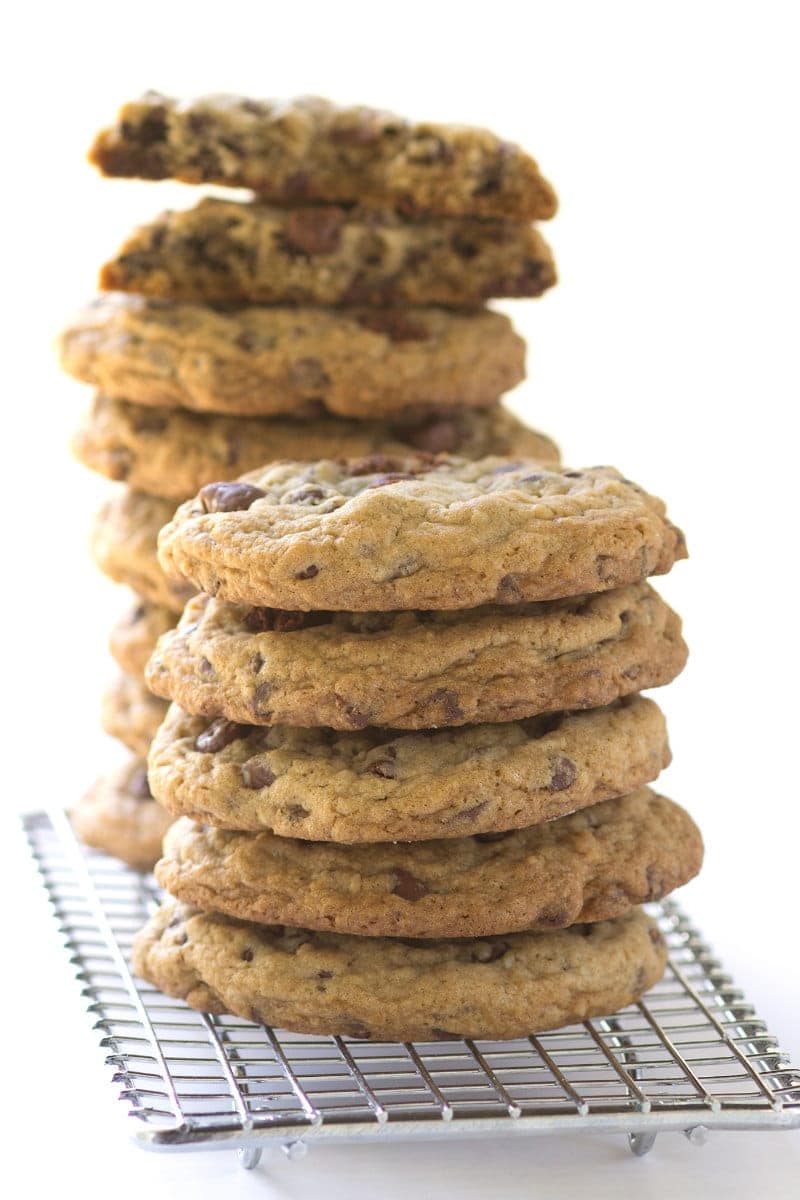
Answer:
74 395 560 501
91 489 194 614
157 457 686 611
148 696 670 841
132 903 666 1041
71 758 172 872
59 295 525 419
156 789 701 938
145 584 687 730
100 197 557 308
89 93 557 221
101 674 169 757
110 598 177 680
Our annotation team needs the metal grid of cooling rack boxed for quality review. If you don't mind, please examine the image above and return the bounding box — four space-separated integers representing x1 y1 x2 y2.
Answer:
22 807 800 1170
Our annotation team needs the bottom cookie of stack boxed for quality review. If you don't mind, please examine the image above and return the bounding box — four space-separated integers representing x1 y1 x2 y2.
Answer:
133 902 666 1041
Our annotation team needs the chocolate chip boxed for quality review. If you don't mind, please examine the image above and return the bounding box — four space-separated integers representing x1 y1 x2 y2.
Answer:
250 653 265 673
131 106 168 147
251 682 274 715
470 941 509 963
516 259 551 293
548 756 577 791
284 486 325 504
198 656 215 678
495 573 523 601
199 481 266 513
128 766 152 800
195 717 250 753
244 607 331 633
241 947 254 962
286 803 310 821
455 802 488 821
316 970 333 980
366 757 396 779
430 688 464 723
430 1028 462 1041
283 207 345 256
537 908 570 927
472 143 511 197
391 868 429 902
289 357 330 391
357 311 430 341
344 705 370 729
343 454 406 477
368 472 418 488
186 111 213 135
295 564 319 580
240 759 276 789
648 926 663 948
594 554 617 582
403 418 459 454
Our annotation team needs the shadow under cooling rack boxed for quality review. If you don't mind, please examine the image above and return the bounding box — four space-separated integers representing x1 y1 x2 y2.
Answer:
21 808 800 1168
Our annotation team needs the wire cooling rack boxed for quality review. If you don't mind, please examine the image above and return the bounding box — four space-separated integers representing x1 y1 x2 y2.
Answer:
22 808 800 1171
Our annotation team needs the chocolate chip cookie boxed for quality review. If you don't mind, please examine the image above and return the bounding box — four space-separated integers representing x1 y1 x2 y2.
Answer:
75 395 560 500
91 489 194 614
147 696 670 841
155 789 701 938
89 93 558 221
71 757 172 871
132 902 666 1041
60 295 526 419
157 458 686 611
101 673 169 756
110 598 176 680
100 197 557 308
145 584 687 730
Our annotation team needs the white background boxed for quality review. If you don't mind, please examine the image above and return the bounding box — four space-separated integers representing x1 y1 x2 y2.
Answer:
3 1 799 1195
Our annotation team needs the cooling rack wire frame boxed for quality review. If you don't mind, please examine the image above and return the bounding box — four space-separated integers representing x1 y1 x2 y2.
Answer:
22 807 800 1172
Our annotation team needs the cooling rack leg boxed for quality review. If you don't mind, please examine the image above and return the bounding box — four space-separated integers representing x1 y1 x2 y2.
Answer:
628 1132 657 1157
237 1147 263 1171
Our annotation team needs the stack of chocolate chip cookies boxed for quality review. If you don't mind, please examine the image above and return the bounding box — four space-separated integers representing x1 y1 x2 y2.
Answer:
131 456 701 1040
61 91 704 1040
60 92 562 873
